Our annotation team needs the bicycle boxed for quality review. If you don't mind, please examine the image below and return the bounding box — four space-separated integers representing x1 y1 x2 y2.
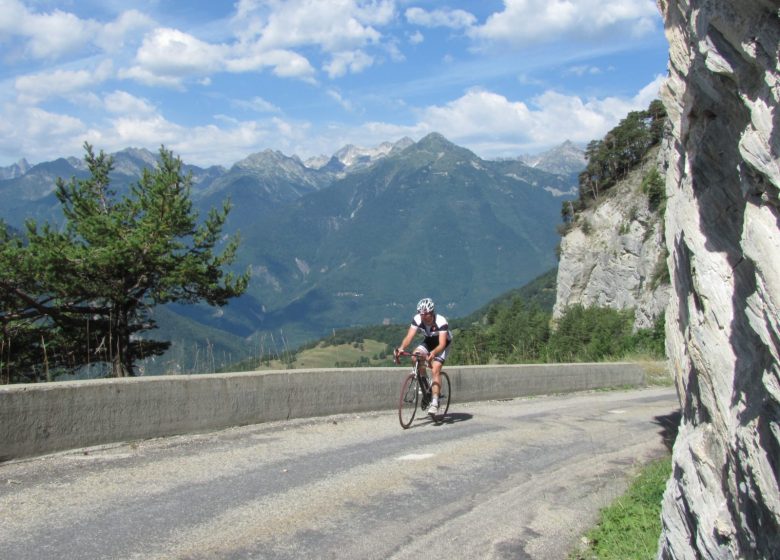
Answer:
394 350 451 429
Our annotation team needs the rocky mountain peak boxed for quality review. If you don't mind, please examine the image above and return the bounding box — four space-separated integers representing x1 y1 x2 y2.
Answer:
112 147 159 175
520 140 586 175
305 137 415 171
0 158 31 180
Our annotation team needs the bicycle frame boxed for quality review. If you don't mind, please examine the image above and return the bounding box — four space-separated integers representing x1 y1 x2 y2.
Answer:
395 350 451 429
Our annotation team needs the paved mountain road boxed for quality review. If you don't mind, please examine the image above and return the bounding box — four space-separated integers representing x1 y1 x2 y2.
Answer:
0 387 679 559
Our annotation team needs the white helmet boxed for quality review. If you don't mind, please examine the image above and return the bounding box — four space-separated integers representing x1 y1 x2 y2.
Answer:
416 298 435 314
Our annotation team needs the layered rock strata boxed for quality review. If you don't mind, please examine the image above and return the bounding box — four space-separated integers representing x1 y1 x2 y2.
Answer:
657 0 780 557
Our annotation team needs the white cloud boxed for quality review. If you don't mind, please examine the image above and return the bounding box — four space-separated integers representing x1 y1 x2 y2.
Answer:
131 27 227 77
324 50 374 78
14 61 113 104
103 90 157 115
405 7 476 29
632 74 666 107
109 114 182 146
566 65 604 76
169 117 312 167
223 46 316 81
420 89 533 140
21 6 99 59
231 0 396 77
0 0 27 33
264 50 317 79
326 89 354 111
236 0 389 51
0 1 152 61
0 74 664 170
95 10 156 53
119 27 253 88
411 77 665 157
232 96 282 114
0 105 87 162
70 109 312 167
0 1 668 169
470 0 660 46
118 66 187 89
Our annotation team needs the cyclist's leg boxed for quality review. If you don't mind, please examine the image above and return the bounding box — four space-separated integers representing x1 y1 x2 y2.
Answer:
428 345 449 398
430 359 442 398
413 344 429 377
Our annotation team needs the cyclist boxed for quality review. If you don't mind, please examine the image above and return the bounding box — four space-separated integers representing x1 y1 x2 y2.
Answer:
395 297 452 416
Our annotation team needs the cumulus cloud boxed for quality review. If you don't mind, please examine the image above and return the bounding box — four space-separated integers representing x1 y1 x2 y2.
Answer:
262 50 317 79
409 77 665 157
0 1 153 61
324 50 374 78
95 10 156 53
405 7 476 29
20 7 98 59
238 0 392 51
231 0 396 76
103 90 157 115
470 0 660 46
0 0 668 168
419 89 533 140
14 60 113 104
129 28 227 79
169 117 312 167
226 48 316 82
0 105 87 162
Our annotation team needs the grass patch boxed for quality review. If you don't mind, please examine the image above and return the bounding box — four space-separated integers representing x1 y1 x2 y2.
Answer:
254 340 390 370
572 455 671 559
639 360 673 387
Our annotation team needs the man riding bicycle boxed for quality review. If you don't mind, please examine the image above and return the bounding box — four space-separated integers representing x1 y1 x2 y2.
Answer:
395 298 452 416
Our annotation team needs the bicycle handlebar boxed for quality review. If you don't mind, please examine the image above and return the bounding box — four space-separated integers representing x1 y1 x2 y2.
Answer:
393 349 427 365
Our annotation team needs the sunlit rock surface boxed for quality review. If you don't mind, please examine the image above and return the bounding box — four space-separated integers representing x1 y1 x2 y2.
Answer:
657 0 780 557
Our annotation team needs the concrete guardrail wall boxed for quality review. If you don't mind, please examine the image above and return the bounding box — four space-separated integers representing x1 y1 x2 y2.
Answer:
0 362 657 462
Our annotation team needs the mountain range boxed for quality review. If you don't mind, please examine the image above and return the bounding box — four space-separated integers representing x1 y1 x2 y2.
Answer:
0 134 581 372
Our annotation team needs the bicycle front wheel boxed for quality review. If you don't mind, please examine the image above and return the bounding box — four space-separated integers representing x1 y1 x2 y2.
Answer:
398 374 419 429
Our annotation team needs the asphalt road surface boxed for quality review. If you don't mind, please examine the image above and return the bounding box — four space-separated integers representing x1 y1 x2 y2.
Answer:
0 386 679 560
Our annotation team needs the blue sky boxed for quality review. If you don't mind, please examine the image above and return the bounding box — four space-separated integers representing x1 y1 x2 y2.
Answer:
0 0 669 168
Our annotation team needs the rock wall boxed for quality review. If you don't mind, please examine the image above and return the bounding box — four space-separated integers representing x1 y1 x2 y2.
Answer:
657 0 780 558
553 146 669 330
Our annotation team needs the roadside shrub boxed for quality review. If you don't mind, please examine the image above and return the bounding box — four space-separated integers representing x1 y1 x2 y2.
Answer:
546 305 635 362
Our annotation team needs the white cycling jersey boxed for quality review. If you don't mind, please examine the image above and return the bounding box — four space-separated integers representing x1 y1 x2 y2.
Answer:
411 313 452 348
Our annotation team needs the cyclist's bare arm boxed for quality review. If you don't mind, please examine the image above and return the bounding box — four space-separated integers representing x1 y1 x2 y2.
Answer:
397 325 418 354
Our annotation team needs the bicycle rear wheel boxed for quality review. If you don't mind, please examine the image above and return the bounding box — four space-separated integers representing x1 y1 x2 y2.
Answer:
398 374 419 429
435 371 451 421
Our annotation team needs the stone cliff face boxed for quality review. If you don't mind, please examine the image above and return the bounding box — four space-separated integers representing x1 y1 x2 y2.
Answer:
553 146 669 330
657 0 779 558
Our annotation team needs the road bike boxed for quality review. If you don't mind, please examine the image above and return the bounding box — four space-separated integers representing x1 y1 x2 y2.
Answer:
394 350 451 429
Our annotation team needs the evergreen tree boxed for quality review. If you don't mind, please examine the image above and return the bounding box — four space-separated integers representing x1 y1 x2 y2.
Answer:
577 100 667 208
0 144 248 381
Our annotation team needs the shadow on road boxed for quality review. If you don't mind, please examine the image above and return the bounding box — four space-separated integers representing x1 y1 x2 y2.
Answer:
407 412 474 429
653 410 681 452
432 412 473 426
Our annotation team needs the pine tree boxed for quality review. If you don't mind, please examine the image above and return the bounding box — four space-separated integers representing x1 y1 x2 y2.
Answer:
0 144 248 381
